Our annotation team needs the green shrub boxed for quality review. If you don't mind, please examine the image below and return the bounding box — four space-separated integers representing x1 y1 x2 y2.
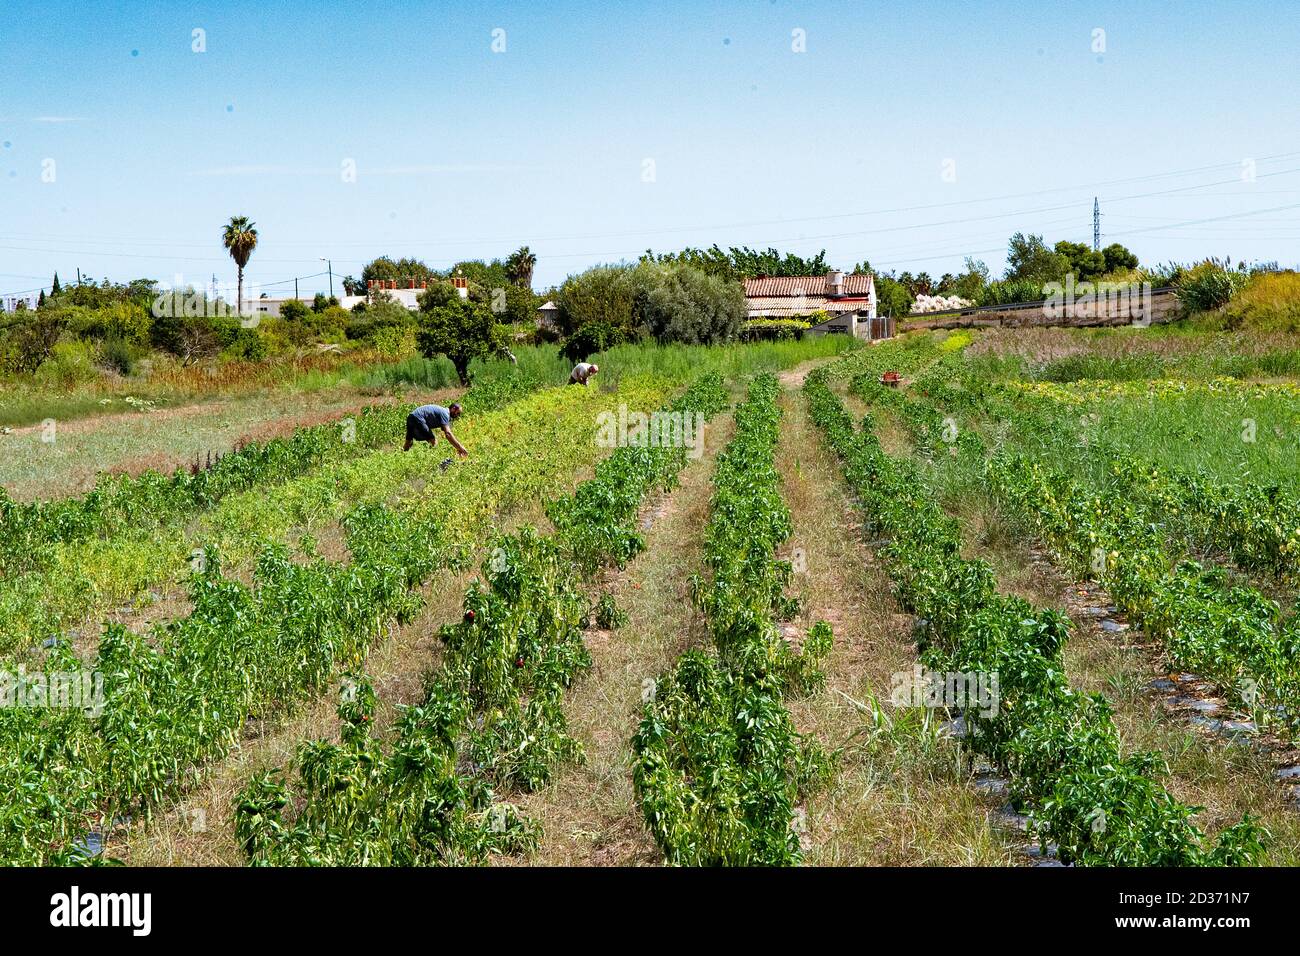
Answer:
1175 259 1250 314
554 265 637 339
561 320 625 362
253 317 303 354
978 277 1044 306
368 324 417 357
65 301 152 347
630 260 746 345
875 274 915 317
279 299 310 322
34 340 99 389
97 336 141 376
345 300 416 343
218 325 267 362
556 261 746 357
305 305 350 343
149 313 221 363
0 313 67 375
741 319 810 340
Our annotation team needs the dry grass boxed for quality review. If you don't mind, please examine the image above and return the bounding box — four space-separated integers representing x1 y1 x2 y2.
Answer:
0 386 431 500
966 324 1300 367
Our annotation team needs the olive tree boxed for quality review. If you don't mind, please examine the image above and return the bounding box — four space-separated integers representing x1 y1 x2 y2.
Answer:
630 261 744 344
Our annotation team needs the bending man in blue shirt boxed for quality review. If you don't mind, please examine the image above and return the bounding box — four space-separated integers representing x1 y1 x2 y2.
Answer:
403 401 469 457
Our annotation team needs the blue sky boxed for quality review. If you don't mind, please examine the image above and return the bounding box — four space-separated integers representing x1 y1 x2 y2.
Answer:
2 0 1299 302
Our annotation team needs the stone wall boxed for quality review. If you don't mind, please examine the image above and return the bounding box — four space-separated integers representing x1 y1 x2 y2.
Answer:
903 291 1180 332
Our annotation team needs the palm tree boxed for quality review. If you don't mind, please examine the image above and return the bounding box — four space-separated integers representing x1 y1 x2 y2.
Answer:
506 246 537 290
222 216 259 314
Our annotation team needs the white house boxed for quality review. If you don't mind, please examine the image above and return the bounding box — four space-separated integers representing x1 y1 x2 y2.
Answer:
253 276 469 315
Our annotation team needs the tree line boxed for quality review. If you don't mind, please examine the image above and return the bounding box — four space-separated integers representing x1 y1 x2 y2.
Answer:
0 215 1199 385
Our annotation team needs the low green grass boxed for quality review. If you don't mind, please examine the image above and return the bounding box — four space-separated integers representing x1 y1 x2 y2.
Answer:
349 336 863 394
593 335 860 386
357 346 571 391
987 381 1300 494
959 322 1300 490
1078 389 1300 490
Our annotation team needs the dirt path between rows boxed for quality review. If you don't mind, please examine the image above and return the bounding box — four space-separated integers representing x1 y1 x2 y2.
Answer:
500 409 737 866
776 356 838 390
773 372 1018 865
1018 546 1300 863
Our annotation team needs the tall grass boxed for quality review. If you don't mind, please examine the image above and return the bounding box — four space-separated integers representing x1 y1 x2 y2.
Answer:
1224 271 1300 333
966 324 1300 385
0 334 863 428
1037 353 1172 382
358 337 861 394
359 346 571 391
591 336 858 386
0 349 403 428
1174 258 1251 314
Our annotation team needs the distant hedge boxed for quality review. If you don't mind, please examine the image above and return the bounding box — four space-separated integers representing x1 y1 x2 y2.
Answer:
741 319 810 341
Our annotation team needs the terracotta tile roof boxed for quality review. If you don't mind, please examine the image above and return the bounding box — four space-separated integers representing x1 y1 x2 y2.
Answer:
746 297 870 317
743 274 874 298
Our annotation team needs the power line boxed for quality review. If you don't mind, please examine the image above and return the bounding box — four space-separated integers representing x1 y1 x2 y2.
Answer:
1104 202 1300 239
2 152 1299 251
0 269 332 300
519 169 1300 264
3 155 1298 293
829 203 1300 272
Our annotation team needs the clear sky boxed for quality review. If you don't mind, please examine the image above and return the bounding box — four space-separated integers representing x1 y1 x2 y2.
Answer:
2 0 1299 302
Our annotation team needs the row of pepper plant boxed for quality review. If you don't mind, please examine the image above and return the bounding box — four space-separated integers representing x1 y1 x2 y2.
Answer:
885 341 1300 585
631 374 833 866
0 373 543 577
234 374 730 864
864 350 1300 740
925 366 1300 583
0 374 549 658
0 375 677 865
805 358 1266 866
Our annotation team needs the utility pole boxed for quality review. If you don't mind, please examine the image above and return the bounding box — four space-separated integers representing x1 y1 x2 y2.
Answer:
295 278 299 300
76 268 82 286
1093 197 1101 252
321 258 334 299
